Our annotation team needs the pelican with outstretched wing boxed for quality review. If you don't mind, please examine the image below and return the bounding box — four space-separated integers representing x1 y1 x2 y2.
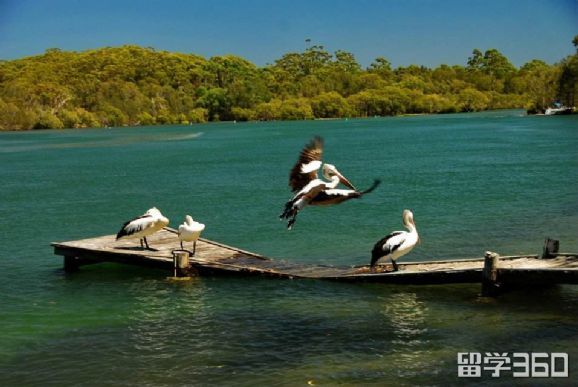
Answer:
280 136 380 230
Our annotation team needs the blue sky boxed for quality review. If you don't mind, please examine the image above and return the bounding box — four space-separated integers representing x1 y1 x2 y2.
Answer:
0 0 576 68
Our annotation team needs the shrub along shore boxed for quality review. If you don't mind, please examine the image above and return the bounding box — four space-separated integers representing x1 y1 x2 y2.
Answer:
1 37 577 130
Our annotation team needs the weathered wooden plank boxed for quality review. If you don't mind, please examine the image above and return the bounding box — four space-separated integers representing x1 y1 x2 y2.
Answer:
330 268 484 284
55 245 173 270
498 268 578 285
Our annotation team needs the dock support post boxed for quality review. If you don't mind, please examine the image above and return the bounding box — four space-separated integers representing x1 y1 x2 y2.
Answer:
173 251 191 277
63 256 79 272
481 251 500 297
542 238 559 259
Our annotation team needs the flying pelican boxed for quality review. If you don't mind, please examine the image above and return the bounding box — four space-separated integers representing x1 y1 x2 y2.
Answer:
370 209 419 272
280 136 380 230
116 207 169 250
177 215 205 255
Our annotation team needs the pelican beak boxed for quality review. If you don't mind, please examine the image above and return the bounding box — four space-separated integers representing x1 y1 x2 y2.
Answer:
335 170 357 190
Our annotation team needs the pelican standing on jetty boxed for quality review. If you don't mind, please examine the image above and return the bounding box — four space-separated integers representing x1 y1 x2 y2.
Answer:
280 136 380 230
178 215 205 255
370 210 419 271
115 207 170 250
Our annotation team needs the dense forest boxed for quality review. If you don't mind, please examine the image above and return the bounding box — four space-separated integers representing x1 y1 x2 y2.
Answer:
0 36 577 130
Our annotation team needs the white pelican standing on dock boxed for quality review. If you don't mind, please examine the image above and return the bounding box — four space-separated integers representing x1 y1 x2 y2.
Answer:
115 207 170 250
178 215 205 255
280 136 380 230
370 209 419 271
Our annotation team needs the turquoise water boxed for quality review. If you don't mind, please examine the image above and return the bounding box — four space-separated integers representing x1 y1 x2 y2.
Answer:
0 110 577 385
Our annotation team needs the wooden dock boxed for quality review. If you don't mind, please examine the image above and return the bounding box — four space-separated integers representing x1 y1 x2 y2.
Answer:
52 229 578 296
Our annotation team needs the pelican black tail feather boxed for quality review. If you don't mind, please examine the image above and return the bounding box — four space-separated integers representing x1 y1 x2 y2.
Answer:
116 214 149 240
370 231 403 268
116 219 139 240
370 248 383 268
116 229 128 240
370 235 392 267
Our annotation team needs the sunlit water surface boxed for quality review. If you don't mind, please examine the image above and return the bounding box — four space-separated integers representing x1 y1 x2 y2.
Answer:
1 111 577 385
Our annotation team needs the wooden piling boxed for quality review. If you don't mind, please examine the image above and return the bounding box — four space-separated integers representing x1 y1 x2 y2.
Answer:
542 238 560 259
63 256 79 273
173 251 190 277
481 251 500 297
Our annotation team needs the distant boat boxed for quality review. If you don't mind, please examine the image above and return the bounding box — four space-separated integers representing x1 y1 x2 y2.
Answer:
544 105 575 116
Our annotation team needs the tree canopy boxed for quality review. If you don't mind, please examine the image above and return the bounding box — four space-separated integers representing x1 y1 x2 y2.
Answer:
0 40 576 130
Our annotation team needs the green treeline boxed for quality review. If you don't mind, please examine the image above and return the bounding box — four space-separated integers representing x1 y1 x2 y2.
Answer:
1 37 577 130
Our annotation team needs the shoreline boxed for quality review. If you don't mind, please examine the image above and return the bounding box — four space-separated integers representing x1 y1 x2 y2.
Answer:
0 108 540 133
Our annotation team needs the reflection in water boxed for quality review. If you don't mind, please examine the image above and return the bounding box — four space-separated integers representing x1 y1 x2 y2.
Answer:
380 292 432 372
382 292 428 344
125 279 215 374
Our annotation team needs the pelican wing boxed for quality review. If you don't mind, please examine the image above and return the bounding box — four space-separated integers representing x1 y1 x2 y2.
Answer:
289 136 324 193
191 222 206 232
116 214 154 239
310 188 359 206
177 222 188 237
371 231 405 266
